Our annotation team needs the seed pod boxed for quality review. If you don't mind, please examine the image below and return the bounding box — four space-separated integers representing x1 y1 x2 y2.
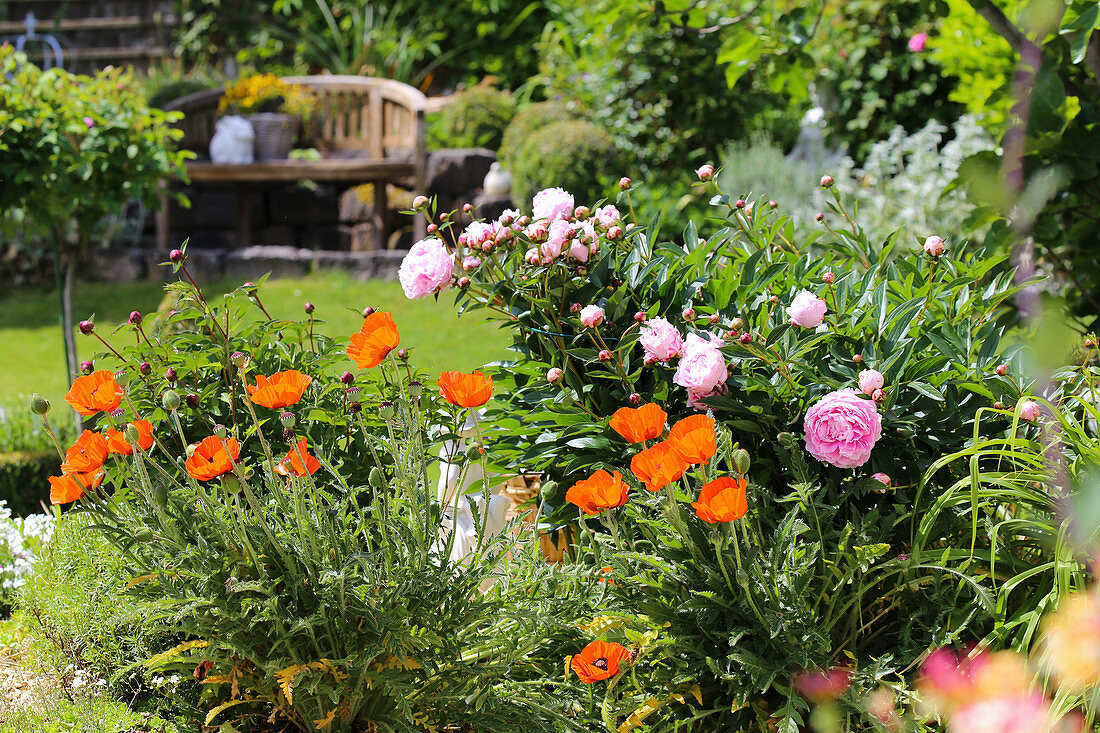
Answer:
280 411 296 428
407 381 423 398
114 369 130 387
379 401 396 419
369 467 385 487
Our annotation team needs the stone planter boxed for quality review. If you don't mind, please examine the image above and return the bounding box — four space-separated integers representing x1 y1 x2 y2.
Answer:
245 112 298 160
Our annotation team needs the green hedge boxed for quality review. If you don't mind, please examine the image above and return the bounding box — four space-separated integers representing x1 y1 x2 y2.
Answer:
0 451 54 517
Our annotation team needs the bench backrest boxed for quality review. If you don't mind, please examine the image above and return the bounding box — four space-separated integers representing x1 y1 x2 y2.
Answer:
164 75 427 161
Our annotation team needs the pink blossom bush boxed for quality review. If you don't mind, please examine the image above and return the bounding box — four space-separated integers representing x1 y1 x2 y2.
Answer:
398 237 453 299
804 389 882 468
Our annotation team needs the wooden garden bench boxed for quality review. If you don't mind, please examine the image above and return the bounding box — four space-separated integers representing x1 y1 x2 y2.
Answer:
156 75 428 252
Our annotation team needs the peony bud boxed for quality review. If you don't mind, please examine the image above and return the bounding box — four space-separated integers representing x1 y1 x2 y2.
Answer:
732 449 751 475
1085 338 1097 349
730 317 744 330
80 360 94 375
169 249 184 264
546 367 564 385
304 302 315 315
463 203 474 215
995 364 1008 376
79 320 95 335
994 401 1005 410
340 371 354 385
735 199 746 209
769 200 778 209
739 332 753 344
872 389 885 403
858 369 885 396
634 311 647 323
820 175 834 188
426 223 439 235
871 472 891 487
280 411 295 428
397 348 409 361
412 195 429 210
185 393 199 409
608 225 623 240
1019 399 1041 422
29 393 50 416
165 367 178 382
458 276 470 288
708 313 720 325
815 213 825 223
162 390 181 411
574 205 590 220
598 349 612 362
139 361 151 375
580 305 605 328
362 306 375 318
853 354 863 363
822 272 835 284
682 307 696 321
923 235 945 257
696 164 715 181
128 311 142 326
619 177 632 191
570 303 581 314
629 393 642 405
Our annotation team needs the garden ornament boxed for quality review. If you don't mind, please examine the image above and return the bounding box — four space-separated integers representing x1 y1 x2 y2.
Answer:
209 116 255 164
483 162 513 198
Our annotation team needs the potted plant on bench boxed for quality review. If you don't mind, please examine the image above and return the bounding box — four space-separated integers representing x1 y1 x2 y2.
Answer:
218 74 316 160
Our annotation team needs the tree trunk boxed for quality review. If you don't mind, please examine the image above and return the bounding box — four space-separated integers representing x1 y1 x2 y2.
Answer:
53 236 81 431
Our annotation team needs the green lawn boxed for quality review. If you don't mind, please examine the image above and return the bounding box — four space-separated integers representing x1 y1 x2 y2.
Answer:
0 271 511 410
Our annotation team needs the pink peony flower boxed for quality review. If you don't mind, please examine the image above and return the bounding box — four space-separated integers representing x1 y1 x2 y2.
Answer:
497 208 521 226
462 256 482 270
871 472 891 486
804 389 882 468
639 317 684 362
924 235 945 257
674 333 729 394
532 187 574 222
524 220 549 241
579 305 605 328
787 290 828 328
948 694 1052 733
398 238 453 299
792 667 853 703
908 32 929 52
687 382 728 411
569 241 590 262
462 221 496 249
858 369 885 395
542 218 572 259
1019 400 1042 422
593 205 621 228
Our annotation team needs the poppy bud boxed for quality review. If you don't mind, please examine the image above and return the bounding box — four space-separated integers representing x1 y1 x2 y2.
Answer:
340 371 354 385
619 177 632 191
629 393 641 405
412 195 429 210
29 393 50 416
166 367 178 382
465 443 484 461
598 349 612 362
133 527 154 542
369 467 385 487
823 272 835 284
185 393 199 408
820 175 834 188
735 199 746 209
362 306 376 318
169 249 184 264
777 432 796 447
995 364 1008 376
379 401 396 419
80 360 94 375
547 367 563 385
124 423 142 448
221 473 243 494
739 332 753 344
79 320 95 335
304 302 315 315
732 449 751 475
708 313 720 325
213 424 227 438
730 317 744 330
634 311 646 323
139 361 151 375
162 389 181 411
114 369 130 386
280 411 296 428
682 307 696 321
407 380 423 398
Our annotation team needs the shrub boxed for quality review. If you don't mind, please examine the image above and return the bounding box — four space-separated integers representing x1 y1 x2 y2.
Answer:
0 453 55 518
505 119 622 209
498 101 576 172
405 173 1093 728
428 85 517 151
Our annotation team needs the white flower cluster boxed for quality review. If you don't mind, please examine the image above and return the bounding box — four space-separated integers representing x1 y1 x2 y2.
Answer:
65 663 107 690
0 500 55 591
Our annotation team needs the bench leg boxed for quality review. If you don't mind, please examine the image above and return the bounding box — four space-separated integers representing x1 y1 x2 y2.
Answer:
236 183 252 248
374 181 387 251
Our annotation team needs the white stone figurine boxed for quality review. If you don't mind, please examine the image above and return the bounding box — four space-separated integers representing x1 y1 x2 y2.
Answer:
435 410 510 565
209 116 255 164
483 161 513 198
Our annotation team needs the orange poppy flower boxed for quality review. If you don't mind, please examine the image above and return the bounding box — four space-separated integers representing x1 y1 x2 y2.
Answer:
609 402 667 443
570 640 632 683
275 437 322 477
667 414 717 465
346 311 400 368
437 370 494 407
64 370 122 416
565 469 629 515
185 435 241 481
105 420 154 455
246 370 313 409
692 476 748 523
630 442 688 492
60 430 109 474
49 468 104 505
